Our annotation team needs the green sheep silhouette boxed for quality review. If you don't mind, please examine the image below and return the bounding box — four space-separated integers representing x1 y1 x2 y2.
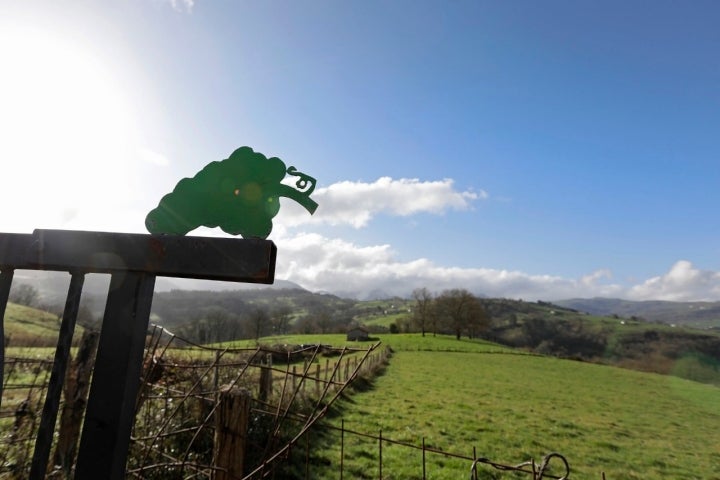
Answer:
145 146 317 238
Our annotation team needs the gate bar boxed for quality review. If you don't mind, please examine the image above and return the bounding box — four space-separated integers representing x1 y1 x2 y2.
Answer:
75 271 156 480
0 229 276 282
29 272 86 479
0 268 14 410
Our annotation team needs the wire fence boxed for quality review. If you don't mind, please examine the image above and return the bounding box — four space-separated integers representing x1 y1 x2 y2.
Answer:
1 324 388 479
1 326 586 479
306 420 573 480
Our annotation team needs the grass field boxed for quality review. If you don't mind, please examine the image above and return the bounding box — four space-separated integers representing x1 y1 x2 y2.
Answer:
301 334 720 480
223 332 517 353
2 303 64 347
3 313 719 479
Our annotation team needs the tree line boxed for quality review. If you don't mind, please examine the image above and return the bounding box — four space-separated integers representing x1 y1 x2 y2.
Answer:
409 287 489 339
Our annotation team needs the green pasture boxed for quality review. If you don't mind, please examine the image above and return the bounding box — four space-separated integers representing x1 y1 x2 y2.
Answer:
363 312 408 328
223 333 517 354
2 303 67 347
307 343 720 479
4 327 719 479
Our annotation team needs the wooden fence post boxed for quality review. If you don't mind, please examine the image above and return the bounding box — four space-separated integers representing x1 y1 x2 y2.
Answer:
259 354 272 402
53 330 99 473
213 387 252 480
315 364 321 398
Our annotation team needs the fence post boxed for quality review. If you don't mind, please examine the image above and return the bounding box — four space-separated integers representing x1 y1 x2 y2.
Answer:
54 330 99 473
340 419 345 480
259 353 273 402
213 387 252 480
302 360 308 394
379 429 383 480
315 364 321 398
422 437 426 480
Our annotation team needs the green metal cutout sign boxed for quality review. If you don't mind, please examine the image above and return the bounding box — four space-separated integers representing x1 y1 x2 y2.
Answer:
145 147 317 238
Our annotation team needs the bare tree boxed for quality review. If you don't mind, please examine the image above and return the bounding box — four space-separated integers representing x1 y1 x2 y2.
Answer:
246 307 270 342
10 283 39 307
412 287 434 337
435 289 488 340
270 304 293 335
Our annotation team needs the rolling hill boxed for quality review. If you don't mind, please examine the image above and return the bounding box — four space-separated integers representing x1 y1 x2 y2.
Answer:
2 302 83 347
555 297 720 328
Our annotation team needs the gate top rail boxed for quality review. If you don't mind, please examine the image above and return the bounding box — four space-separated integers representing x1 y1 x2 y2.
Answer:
0 229 276 283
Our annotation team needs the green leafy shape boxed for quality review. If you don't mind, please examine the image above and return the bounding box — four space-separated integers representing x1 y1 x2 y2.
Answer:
145 146 317 238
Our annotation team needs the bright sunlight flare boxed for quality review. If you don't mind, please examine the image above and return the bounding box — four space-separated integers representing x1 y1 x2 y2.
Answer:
0 26 139 231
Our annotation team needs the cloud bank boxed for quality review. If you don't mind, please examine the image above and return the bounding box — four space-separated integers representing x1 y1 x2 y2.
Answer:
269 176 720 302
627 261 720 302
274 232 720 302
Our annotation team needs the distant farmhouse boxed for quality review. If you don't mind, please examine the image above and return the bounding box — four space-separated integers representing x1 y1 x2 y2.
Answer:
346 326 369 342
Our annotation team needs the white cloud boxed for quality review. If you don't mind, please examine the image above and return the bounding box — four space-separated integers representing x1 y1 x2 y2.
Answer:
277 177 484 228
273 234 720 302
580 269 613 286
164 0 195 13
274 232 626 300
627 260 720 301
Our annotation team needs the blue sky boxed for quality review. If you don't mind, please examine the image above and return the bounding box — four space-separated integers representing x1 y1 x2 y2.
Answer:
2 0 719 300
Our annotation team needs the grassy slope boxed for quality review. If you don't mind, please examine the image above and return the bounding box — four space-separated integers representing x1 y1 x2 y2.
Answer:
352 298 414 328
6 301 720 478
3 303 64 347
306 334 720 480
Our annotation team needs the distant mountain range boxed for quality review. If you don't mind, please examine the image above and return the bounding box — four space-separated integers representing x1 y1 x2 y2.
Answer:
555 297 720 327
11 270 308 317
10 270 720 328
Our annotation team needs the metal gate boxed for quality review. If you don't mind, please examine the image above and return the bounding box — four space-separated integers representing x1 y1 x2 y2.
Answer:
0 229 276 479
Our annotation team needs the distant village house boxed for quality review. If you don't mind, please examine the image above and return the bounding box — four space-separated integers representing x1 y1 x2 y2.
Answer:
346 326 369 342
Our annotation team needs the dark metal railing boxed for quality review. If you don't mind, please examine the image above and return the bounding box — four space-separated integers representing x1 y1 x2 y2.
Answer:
0 229 276 479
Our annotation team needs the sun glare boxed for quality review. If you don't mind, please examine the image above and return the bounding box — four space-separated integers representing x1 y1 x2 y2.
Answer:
0 27 139 231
